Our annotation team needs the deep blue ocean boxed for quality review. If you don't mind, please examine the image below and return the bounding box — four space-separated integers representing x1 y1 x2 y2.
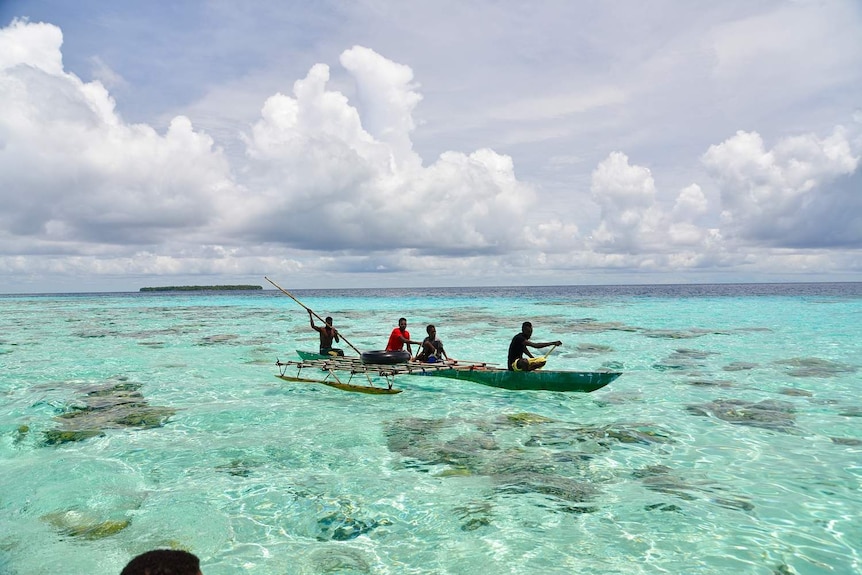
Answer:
1 283 860 574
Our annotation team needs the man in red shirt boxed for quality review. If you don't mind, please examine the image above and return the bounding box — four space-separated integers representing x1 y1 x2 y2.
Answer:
386 317 422 358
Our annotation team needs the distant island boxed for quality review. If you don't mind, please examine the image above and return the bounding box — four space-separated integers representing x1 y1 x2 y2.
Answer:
140 285 263 292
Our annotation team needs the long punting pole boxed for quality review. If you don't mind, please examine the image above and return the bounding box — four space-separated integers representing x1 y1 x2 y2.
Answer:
265 276 362 355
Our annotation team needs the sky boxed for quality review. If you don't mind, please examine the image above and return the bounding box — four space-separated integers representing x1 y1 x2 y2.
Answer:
1 0 861 293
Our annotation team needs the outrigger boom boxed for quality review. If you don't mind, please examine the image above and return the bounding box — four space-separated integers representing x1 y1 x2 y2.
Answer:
275 356 493 395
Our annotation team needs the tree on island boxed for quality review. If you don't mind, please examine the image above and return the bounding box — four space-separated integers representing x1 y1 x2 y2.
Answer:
139 285 263 292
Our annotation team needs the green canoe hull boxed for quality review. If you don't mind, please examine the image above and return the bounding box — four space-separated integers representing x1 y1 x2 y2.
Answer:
428 368 621 392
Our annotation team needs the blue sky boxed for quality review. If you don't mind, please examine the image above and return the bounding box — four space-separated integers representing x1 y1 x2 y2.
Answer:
1 1 861 293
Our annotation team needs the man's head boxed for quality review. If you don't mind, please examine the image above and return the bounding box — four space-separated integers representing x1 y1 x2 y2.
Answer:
521 321 533 337
426 324 436 335
325 317 333 326
120 549 201 575
398 318 407 330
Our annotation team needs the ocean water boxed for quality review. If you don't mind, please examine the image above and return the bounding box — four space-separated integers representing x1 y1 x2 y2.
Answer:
0 283 860 575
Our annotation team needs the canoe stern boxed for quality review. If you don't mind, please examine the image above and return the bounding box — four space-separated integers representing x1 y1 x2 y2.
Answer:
430 368 621 392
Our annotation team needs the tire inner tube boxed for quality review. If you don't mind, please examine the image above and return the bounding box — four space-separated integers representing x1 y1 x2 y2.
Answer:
361 350 410 365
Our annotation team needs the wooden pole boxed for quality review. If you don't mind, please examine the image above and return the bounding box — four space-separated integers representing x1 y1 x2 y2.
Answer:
265 276 362 355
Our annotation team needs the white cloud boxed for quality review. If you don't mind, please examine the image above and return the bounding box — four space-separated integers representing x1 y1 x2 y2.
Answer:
0 8 861 292
0 18 64 75
237 49 538 255
589 152 659 252
672 184 708 220
339 45 423 169
0 20 239 250
710 2 860 90
587 152 722 259
88 55 128 92
702 128 860 246
489 86 628 122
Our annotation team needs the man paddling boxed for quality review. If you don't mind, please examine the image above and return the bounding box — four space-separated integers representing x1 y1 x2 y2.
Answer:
309 310 344 356
508 321 562 371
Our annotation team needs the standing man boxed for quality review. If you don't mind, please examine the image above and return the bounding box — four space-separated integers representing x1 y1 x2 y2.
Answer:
309 309 344 356
507 321 562 371
386 317 423 358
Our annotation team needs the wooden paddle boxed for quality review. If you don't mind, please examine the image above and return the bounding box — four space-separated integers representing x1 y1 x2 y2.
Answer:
541 344 558 359
265 276 362 355
523 344 557 371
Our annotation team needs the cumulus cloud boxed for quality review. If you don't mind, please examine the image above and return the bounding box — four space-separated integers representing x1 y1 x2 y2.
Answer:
590 152 660 252
0 19 238 251
0 20 553 285
578 124 861 277
0 15 860 290
237 47 539 255
586 150 720 270
339 45 422 169
703 128 860 247
0 18 64 74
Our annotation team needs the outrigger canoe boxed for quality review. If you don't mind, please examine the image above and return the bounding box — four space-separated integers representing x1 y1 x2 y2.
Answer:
283 351 620 393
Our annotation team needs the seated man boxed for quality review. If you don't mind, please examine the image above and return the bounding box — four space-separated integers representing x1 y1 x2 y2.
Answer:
507 321 561 371
385 317 423 358
416 324 449 363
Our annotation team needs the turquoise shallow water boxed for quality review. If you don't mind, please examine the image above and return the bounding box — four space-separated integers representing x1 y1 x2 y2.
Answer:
1 284 860 574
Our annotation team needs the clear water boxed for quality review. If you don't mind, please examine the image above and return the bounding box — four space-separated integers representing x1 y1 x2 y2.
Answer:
1 284 860 574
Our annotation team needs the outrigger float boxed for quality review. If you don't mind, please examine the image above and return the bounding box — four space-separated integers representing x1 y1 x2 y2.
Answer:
276 352 622 394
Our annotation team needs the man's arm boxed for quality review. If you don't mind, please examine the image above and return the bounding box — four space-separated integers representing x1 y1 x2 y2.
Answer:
438 341 449 360
399 334 422 345
308 310 321 332
526 340 562 349
409 334 424 355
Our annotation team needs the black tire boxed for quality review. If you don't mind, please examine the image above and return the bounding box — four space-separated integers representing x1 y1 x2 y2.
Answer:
361 350 411 365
